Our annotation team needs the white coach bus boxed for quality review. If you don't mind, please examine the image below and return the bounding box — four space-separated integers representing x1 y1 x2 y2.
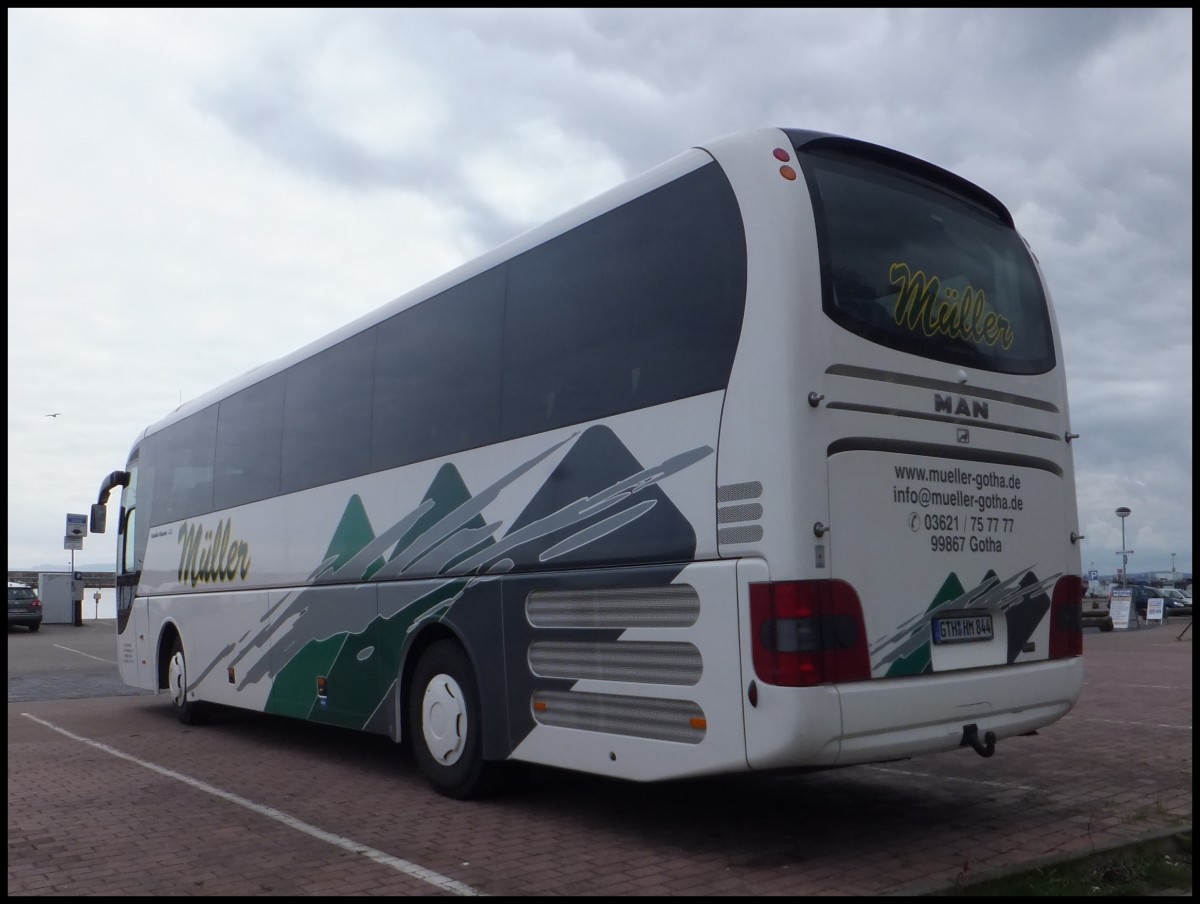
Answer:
91 127 1084 798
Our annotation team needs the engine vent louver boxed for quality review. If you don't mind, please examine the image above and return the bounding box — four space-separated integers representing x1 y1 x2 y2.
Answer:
718 480 764 544
529 640 702 685
525 584 706 743
531 690 706 744
526 585 700 628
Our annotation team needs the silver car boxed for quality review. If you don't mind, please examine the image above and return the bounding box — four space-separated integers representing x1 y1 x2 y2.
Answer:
1158 587 1193 618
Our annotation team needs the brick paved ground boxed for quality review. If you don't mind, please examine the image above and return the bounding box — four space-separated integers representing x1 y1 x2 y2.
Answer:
7 618 1192 895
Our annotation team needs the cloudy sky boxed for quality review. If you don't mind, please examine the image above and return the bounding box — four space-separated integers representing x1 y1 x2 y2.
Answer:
7 8 1192 578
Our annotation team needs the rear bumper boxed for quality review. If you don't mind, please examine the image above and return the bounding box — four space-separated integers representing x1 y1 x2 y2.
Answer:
831 656 1084 766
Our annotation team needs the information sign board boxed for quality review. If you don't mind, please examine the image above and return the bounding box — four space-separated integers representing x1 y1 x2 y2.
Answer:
1110 587 1133 630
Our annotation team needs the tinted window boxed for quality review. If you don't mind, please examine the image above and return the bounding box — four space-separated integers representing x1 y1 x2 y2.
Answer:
213 374 285 510
372 267 505 470
802 148 1055 375
282 329 376 494
139 162 748 516
147 405 217 525
502 162 746 438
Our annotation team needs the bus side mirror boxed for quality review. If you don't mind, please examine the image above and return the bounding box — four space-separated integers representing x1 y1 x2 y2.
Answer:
91 469 130 534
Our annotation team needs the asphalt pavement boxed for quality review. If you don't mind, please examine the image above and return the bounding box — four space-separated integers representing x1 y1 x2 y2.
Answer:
7 616 1193 896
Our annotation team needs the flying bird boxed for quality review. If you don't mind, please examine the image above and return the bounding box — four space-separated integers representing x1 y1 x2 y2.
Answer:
44 413 62 418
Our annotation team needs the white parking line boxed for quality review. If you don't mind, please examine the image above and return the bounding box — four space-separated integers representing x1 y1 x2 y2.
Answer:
1068 716 1192 730
20 713 484 896
864 764 1036 791
52 643 117 664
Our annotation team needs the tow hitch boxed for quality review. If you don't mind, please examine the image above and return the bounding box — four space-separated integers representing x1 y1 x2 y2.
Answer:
961 723 996 758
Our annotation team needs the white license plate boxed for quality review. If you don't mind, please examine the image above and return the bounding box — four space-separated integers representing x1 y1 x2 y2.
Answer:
932 614 994 644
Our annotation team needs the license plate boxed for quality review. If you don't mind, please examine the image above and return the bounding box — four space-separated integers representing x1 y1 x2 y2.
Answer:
932 614 994 644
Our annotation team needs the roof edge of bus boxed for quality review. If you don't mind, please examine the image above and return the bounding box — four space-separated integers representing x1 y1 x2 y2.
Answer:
782 127 1014 228
140 144 715 439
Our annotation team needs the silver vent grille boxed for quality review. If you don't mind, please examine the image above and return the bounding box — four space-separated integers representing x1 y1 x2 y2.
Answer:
526 585 700 628
717 480 764 545
529 640 702 685
531 690 706 743
717 480 762 503
717 503 763 523
717 525 763 544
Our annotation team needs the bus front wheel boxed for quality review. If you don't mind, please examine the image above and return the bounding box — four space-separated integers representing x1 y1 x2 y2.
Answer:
167 637 207 725
409 639 495 799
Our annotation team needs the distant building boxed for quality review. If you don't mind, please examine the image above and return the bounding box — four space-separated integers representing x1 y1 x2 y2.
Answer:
1146 571 1189 588
1098 571 1192 589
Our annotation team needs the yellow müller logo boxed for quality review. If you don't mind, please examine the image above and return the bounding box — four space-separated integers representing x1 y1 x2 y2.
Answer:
178 518 252 587
889 262 1015 350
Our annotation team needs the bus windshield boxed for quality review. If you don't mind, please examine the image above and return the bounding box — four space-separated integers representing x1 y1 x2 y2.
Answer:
803 148 1056 375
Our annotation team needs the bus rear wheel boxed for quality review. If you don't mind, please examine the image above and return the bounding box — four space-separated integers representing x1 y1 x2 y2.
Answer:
167 637 207 725
409 639 496 799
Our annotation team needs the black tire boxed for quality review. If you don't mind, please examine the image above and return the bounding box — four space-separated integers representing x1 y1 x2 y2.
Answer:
167 637 207 725
408 639 497 799
27 623 40 633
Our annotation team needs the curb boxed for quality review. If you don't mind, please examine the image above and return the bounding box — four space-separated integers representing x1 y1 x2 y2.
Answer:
900 826 1193 896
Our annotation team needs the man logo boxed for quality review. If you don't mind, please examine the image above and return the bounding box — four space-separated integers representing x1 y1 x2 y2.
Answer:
957 428 970 444
935 393 989 419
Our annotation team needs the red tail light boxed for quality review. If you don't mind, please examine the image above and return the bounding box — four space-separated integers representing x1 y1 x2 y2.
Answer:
1048 576 1083 659
31 596 42 609
749 580 871 686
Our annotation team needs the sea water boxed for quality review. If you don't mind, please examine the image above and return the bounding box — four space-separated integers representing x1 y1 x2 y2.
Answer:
81 586 118 621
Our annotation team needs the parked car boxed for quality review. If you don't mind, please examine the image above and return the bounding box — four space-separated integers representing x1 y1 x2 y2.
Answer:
7 581 43 632
1113 584 1188 620
1158 587 1193 617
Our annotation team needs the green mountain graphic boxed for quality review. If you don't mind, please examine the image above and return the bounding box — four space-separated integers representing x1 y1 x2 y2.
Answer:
266 462 490 728
885 571 967 677
322 494 382 578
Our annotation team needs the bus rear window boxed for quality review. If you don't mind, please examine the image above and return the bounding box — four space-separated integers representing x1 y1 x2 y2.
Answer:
802 149 1055 375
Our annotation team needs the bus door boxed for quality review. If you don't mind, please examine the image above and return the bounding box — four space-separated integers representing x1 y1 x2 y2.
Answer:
116 586 150 689
115 479 153 690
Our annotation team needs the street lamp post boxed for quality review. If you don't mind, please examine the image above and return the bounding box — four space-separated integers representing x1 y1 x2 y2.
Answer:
1115 507 1132 587
1114 506 1142 629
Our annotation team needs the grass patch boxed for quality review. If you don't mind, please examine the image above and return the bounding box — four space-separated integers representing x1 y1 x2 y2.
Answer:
934 831 1191 896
